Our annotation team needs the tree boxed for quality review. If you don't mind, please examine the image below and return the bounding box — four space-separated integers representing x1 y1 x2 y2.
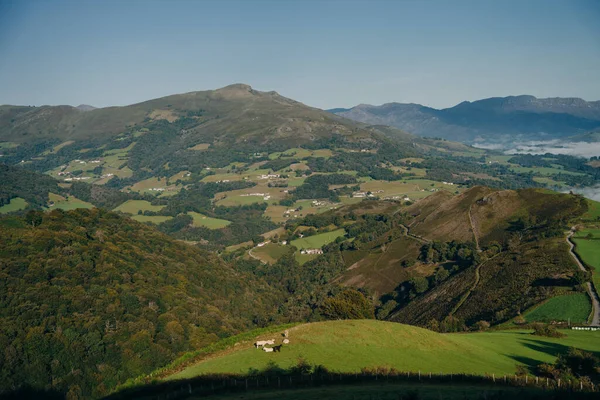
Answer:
25 210 43 227
410 277 429 295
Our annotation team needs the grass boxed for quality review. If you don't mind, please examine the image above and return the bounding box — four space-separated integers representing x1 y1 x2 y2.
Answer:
523 293 591 324
188 212 231 229
48 193 94 211
573 230 600 290
290 228 346 249
0 141 19 149
582 199 600 220
188 143 210 151
509 166 586 176
113 200 165 214
0 197 28 213
131 215 172 224
167 320 600 380
251 243 290 264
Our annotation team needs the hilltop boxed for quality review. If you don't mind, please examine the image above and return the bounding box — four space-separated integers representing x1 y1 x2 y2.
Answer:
330 95 600 144
162 320 600 379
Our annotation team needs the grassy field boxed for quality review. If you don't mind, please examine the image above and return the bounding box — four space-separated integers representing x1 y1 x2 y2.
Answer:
167 320 600 380
114 200 165 214
290 228 346 249
251 243 290 264
509 166 586 176
131 215 172 224
523 293 591 324
0 197 28 213
197 383 547 400
582 199 600 220
188 212 231 229
0 141 19 149
573 231 600 289
48 193 94 211
189 143 210 151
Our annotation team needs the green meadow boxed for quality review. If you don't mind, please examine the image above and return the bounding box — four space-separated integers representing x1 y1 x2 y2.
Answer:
0 197 28 213
573 230 600 289
291 228 346 249
114 200 165 214
48 193 94 211
523 293 591 324
167 320 600 380
188 212 231 229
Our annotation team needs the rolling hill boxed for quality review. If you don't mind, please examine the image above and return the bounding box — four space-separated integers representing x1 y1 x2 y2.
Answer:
162 319 600 379
0 208 285 398
330 95 600 144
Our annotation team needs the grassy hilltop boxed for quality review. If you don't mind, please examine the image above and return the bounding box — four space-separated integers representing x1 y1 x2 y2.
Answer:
167 320 600 379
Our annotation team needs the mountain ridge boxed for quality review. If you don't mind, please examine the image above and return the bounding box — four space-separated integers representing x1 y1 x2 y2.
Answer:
330 95 600 144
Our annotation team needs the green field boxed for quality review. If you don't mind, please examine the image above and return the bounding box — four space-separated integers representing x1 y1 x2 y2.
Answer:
583 199 600 220
0 197 28 213
573 231 600 289
251 243 290 264
523 293 591 324
509 166 586 176
113 200 165 214
167 320 600 380
131 215 172 224
48 193 94 211
290 228 346 250
188 212 231 229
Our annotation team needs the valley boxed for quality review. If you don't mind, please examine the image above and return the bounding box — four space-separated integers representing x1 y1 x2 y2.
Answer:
1 86 599 400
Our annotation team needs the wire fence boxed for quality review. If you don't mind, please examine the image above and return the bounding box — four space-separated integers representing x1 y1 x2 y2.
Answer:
106 369 599 400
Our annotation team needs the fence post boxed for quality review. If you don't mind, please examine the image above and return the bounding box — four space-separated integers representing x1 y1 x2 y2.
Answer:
245 379 248 390
525 376 528 384
419 370 421 381
493 374 495 383
580 381 583 391
558 379 561 388
188 384 192 394
278 376 280 388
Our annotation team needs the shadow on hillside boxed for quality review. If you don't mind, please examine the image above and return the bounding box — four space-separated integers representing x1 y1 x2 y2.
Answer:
506 338 600 372
0 386 64 400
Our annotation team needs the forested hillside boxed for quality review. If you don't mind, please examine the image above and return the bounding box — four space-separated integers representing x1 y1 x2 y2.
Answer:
0 209 284 398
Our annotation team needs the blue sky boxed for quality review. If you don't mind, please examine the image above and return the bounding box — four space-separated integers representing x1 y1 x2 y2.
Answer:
0 0 599 109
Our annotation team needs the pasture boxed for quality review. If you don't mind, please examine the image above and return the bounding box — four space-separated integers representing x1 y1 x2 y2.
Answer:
188 212 231 229
290 228 346 250
48 193 94 211
509 166 586 176
582 199 600 220
167 320 600 380
0 197 28 213
251 243 290 264
523 293 591 324
114 200 165 214
573 231 600 289
188 143 210 151
131 215 172 224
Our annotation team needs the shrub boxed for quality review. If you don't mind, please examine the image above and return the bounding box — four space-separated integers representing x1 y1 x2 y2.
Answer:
531 323 566 338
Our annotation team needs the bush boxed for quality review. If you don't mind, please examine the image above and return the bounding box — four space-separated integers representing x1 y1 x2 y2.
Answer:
531 323 565 338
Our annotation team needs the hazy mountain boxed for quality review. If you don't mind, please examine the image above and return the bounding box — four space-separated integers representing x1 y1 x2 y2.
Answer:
330 95 600 145
75 104 97 111
0 84 385 146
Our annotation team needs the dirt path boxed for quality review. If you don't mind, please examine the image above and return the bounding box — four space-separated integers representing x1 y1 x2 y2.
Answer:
398 224 429 244
248 247 266 264
468 204 481 252
566 229 600 326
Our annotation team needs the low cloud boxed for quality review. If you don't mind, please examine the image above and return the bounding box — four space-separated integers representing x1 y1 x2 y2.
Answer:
504 140 600 158
564 185 600 202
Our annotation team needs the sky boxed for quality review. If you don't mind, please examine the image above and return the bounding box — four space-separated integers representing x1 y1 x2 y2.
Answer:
0 0 599 110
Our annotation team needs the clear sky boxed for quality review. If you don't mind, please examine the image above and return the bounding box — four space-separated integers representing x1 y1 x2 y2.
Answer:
1 0 599 109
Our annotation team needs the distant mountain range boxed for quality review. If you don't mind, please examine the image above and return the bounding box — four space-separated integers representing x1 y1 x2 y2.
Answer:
330 95 600 145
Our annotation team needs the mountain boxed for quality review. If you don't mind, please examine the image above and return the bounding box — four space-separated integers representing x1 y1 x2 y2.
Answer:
75 104 97 112
330 96 600 144
0 84 379 145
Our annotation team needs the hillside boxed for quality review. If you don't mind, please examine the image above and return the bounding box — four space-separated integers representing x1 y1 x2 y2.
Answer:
0 209 285 398
0 84 379 145
330 95 600 144
164 320 600 379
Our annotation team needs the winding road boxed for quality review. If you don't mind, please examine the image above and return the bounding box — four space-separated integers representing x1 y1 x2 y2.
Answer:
566 229 600 326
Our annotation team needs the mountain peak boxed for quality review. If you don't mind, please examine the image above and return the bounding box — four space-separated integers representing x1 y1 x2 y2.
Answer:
75 104 96 111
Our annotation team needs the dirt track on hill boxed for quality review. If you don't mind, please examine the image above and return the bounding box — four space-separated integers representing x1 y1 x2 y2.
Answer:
567 229 600 326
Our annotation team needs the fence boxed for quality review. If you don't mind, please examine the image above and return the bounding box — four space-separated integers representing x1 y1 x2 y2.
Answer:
106 369 599 400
